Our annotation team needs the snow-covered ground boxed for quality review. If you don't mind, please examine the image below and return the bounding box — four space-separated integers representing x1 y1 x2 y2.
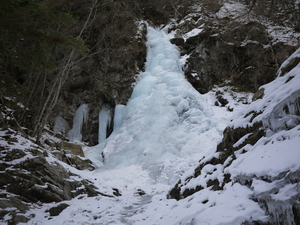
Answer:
24 27 259 225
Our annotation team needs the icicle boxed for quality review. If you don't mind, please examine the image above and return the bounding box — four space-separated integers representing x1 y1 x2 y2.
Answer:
67 104 89 142
113 104 125 131
98 104 112 143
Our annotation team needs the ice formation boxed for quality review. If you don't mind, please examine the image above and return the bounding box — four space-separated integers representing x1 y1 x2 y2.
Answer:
86 27 226 184
113 104 125 131
67 104 89 142
98 104 112 143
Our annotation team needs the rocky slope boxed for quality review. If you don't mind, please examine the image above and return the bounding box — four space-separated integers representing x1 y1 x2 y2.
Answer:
168 47 300 224
0 126 105 224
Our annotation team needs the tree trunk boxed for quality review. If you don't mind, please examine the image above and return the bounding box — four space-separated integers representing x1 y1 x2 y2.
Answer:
33 0 99 144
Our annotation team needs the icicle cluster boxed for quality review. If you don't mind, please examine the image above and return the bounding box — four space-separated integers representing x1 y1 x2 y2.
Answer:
67 104 89 142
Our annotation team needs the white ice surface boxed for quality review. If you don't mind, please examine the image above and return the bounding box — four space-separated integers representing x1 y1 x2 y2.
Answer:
98 104 112 143
67 104 89 142
113 104 126 131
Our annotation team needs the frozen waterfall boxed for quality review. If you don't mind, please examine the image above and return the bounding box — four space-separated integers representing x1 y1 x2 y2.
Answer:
67 104 89 142
86 27 224 183
113 104 125 131
98 104 112 143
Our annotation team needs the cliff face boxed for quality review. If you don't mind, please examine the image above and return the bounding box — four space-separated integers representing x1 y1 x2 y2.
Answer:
168 1 298 94
51 0 299 146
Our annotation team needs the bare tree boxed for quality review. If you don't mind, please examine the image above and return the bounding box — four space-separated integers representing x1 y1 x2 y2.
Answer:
33 0 99 143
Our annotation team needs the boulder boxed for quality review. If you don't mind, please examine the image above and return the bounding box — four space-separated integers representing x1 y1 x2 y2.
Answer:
0 198 28 213
170 37 184 47
47 203 69 216
58 141 84 157
52 150 95 171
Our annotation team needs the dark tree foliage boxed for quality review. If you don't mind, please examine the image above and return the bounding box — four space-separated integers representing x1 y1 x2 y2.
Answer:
241 0 300 30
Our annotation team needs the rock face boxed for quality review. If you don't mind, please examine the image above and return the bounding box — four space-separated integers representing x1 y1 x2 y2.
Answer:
168 47 300 224
0 129 100 222
58 141 85 157
42 1 299 147
168 3 297 94
52 149 95 171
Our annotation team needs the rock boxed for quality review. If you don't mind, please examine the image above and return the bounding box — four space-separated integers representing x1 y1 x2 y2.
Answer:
277 55 300 77
179 19 296 94
44 139 56 147
112 188 122 197
51 12 148 146
65 154 95 171
0 198 28 213
71 156 95 171
135 189 146 196
52 150 95 171
1 149 100 203
58 141 84 157
47 203 69 216
216 91 229 106
170 37 184 47
170 31 185 47
252 88 265 101
7 213 29 225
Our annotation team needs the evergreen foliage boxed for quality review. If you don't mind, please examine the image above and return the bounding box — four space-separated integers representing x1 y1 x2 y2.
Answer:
0 0 88 141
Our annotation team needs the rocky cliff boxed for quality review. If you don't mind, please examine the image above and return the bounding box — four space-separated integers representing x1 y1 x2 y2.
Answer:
54 0 299 146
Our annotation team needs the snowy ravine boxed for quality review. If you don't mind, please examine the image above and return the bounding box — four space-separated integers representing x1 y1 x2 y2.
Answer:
26 27 266 225
86 27 231 184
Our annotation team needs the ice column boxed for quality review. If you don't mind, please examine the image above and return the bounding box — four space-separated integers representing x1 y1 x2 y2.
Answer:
113 104 125 131
67 104 89 142
98 104 112 143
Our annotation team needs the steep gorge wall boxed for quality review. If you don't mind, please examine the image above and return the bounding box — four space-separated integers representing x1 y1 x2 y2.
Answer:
168 1 298 94
40 0 299 146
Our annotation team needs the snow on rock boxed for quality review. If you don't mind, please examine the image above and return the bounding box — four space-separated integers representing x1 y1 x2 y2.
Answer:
216 1 247 19
230 48 300 131
277 47 300 77
0 128 101 224
169 47 300 224
183 25 204 41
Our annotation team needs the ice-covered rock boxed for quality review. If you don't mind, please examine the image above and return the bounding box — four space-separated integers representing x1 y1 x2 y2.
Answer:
169 47 300 224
